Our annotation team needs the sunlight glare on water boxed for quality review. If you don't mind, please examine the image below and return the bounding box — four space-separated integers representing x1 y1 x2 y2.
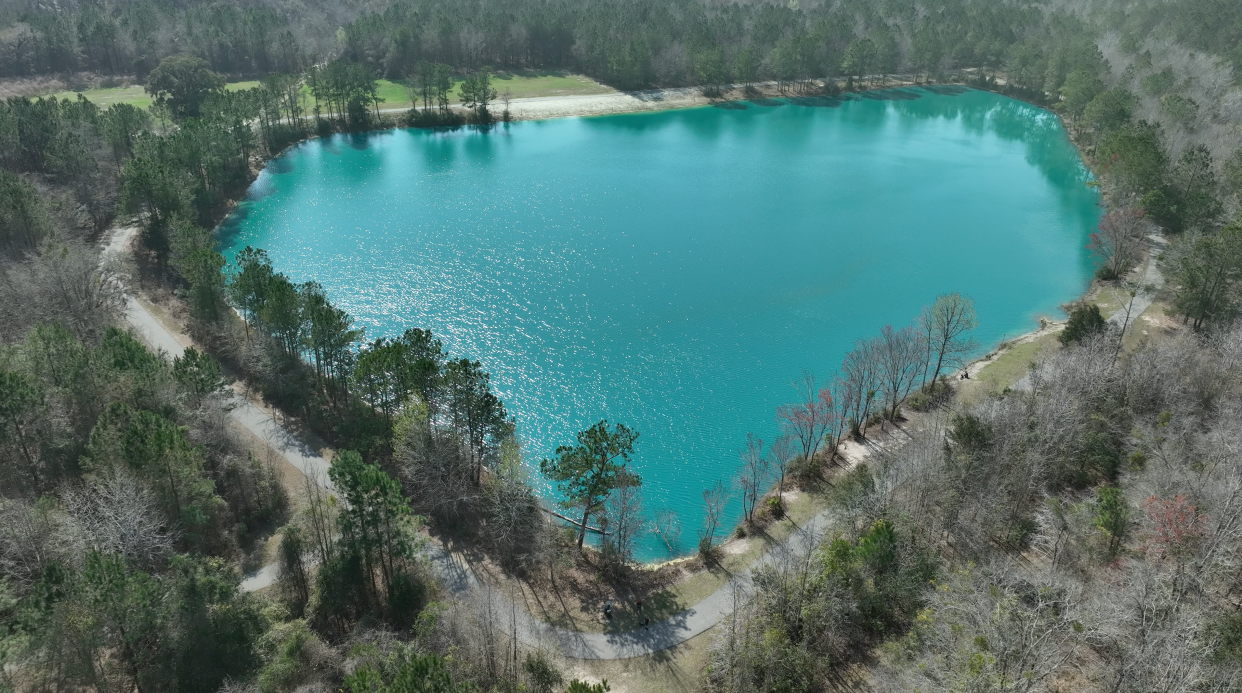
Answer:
218 88 1099 561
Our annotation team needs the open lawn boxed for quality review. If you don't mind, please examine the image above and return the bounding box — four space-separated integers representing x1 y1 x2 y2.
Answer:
51 84 151 108
46 71 614 111
378 71 615 109
50 79 262 109
488 70 616 99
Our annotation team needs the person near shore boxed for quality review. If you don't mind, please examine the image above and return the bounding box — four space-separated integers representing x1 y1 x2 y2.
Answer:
635 599 643 611
643 617 650 629
604 601 613 620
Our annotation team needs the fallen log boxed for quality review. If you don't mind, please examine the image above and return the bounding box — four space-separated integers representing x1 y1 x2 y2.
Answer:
540 507 612 535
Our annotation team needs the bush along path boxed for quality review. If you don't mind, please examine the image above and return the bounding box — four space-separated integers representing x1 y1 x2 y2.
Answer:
102 225 846 659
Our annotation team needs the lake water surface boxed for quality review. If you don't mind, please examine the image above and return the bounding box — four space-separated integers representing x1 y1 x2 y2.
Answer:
219 87 1098 561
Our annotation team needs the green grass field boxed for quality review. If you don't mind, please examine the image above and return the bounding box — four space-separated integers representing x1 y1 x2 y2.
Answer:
46 71 614 111
51 79 262 109
376 71 614 108
51 84 152 108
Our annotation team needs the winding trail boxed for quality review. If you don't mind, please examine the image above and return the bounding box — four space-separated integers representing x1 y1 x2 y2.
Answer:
102 226 842 659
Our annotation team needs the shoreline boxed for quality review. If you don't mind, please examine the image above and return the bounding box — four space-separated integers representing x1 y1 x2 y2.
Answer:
322 76 984 136
226 75 1108 568
102 72 1144 654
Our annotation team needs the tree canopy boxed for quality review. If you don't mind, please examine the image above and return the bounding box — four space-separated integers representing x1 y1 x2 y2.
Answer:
540 420 639 549
145 56 225 119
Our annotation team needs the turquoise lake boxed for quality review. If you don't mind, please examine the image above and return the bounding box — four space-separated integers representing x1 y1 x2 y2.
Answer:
218 87 1099 561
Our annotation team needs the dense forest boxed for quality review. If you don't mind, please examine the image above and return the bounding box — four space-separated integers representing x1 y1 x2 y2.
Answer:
0 0 1239 93
1 0 1242 691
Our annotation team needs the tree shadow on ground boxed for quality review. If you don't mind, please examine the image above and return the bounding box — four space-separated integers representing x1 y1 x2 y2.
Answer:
598 586 686 635
600 615 695 658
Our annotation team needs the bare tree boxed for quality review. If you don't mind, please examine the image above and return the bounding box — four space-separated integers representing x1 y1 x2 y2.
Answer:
919 293 978 390
736 433 769 525
708 312 1242 693
1113 285 1139 362
394 401 480 522
1089 207 1149 280
650 508 682 554
500 87 513 121
700 480 729 556
776 371 834 467
603 465 643 568
876 324 925 420
300 468 338 566
64 468 176 571
841 338 880 438
0 239 124 342
485 440 540 568
769 434 795 504
871 564 1086 693
0 497 75 591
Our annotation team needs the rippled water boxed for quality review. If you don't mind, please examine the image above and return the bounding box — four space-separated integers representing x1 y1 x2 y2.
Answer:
219 88 1098 561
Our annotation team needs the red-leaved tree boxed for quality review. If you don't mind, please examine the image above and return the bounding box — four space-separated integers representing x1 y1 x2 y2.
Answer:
1140 494 1206 563
776 371 834 467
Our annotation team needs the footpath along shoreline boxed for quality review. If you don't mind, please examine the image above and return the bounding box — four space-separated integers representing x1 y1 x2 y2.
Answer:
101 75 1148 657
102 225 883 659
106 219 1139 657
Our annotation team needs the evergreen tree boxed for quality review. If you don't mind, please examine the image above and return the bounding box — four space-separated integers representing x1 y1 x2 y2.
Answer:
541 420 640 549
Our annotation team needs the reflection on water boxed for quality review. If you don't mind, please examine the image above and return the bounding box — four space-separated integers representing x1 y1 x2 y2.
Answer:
218 89 1098 561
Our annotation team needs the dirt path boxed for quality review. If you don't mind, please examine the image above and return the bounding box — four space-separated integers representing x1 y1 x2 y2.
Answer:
106 227 334 589
1105 234 1168 330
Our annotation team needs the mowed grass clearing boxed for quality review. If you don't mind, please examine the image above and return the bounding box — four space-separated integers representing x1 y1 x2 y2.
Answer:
51 84 151 108
46 71 614 111
378 71 615 108
50 80 260 109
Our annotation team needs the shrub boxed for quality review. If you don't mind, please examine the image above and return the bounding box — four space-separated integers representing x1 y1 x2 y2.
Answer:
524 651 563 693
256 620 326 693
698 536 717 560
907 379 952 412
1208 611 1242 663
905 389 932 411
1092 486 1129 558
405 109 465 128
766 496 785 519
788 454 823 487
1059 303 1106 346
387 570 427 631
815 520 935 645
830 463 876 510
